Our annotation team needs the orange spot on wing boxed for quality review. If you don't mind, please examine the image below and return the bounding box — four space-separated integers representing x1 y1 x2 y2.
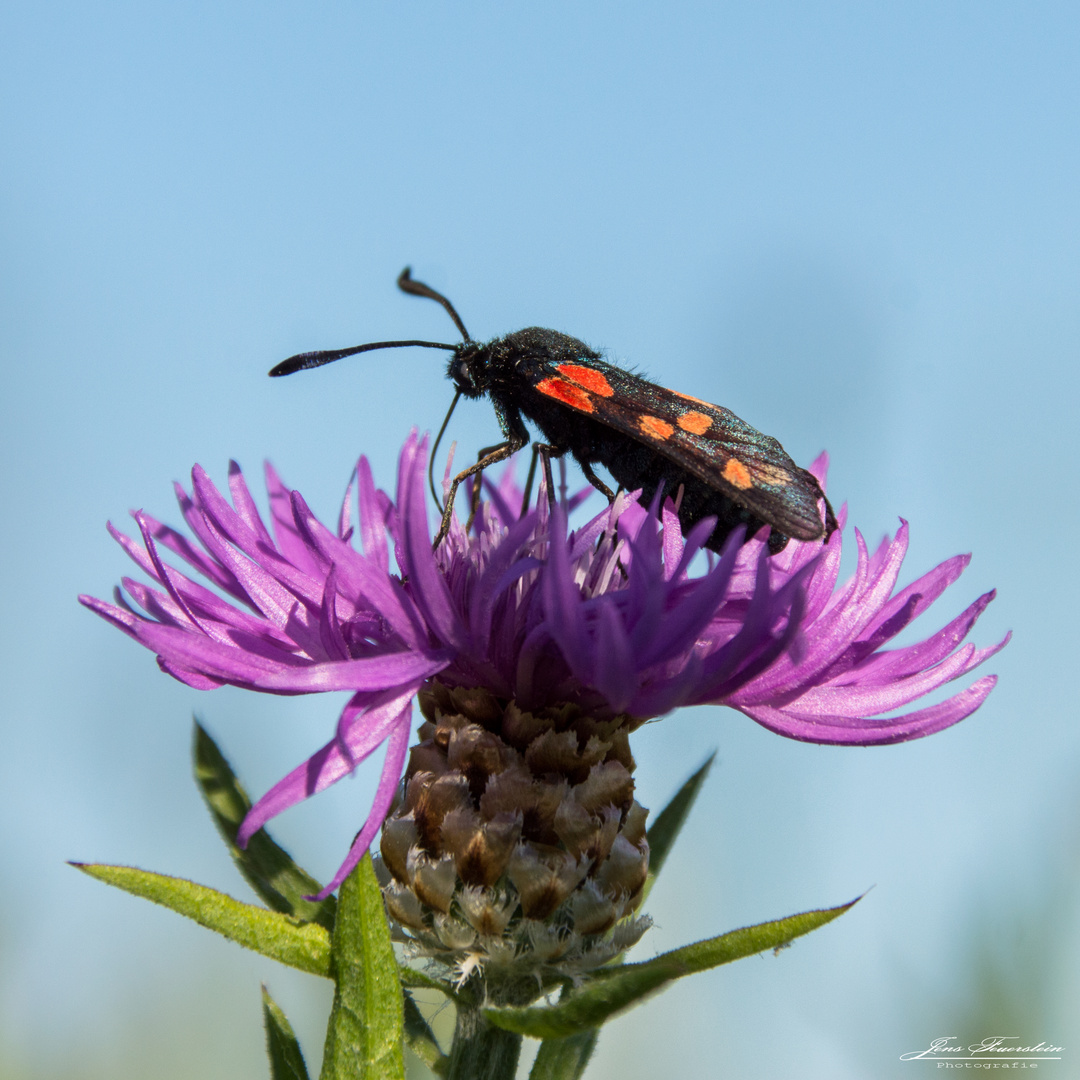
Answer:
638 415 675 439
536 377 595 413
677 410 712 435
557 364 615 397
722 459 753 490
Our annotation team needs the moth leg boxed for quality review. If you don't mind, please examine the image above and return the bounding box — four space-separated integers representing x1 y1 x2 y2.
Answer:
465 443 506 534
579 462 615 503
520 445 541 517
534 443 566 508
435 440 523 549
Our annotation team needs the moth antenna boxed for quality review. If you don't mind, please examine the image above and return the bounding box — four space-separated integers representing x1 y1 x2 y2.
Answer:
269 339 457 377
397 267 471 343
429 390 463 507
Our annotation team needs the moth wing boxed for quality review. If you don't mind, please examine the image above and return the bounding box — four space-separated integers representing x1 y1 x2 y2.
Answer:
545 363 826 540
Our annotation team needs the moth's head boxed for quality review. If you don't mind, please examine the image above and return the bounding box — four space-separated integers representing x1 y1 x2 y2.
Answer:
447 341 490 399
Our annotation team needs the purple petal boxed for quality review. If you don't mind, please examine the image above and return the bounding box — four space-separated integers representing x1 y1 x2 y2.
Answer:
661 499 685 579
238 689 415 843
137 512 246 598
228 461 275 549
593 600 634 712
158 658 225 689
542 506 589 680
839 591 997 684
264 461 324 578
741 675 999 745
636 528 742 669
290 488 432 653
481 465 522 530
396 435 469 650
192 466 324 610
253 651 450 693
132 513 208 634
776 643 980 715
311 717 411 899
318 564 351 662
468 510 543 654
356 456 390 574
337 468 355 542
860 553 971 644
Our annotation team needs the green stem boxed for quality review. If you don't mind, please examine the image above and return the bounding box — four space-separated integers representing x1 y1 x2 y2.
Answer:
445 1005 522 1080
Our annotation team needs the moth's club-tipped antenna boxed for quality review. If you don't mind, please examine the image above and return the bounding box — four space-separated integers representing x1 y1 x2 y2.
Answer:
397 266 471 343
268 338 459 378
268 268 484 528
269 268 471 378
392 268 476 507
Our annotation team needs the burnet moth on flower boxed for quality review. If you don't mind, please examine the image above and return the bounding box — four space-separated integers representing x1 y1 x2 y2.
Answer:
270 268 837 554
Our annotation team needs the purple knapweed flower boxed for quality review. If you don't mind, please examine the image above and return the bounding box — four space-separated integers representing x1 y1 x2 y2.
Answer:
80 433 1007 894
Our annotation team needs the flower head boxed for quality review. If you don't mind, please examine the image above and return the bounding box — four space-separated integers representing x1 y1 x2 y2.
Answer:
81 433 1007 900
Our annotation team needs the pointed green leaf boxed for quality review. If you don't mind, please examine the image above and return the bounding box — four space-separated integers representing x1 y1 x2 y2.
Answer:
263 985 312 1080
194 720 337 931
398 965 465 1003
73 862 330 977
320 855 404 1080
486 897 860 1039
645 751 715 880
403 989 447 1076
528 1029 598 1080
529 977 601 1078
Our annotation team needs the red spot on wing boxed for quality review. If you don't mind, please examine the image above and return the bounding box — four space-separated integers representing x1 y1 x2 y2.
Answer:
722 459 753 490
677 410 712 435
536 377 595 413
639 415 675 439
556 364 615 397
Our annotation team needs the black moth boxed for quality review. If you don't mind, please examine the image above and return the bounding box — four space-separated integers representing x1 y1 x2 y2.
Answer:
270 268 837 555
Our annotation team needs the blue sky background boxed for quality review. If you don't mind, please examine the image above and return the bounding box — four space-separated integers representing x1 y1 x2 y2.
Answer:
2 3 1078 1077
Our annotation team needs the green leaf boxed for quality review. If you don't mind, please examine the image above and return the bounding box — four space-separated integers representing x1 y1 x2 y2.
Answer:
528 979 601 1079
645 751 715 881
403 990 447 1076
527 1029 598 1080
263 985 311 1080
193 720 337 932
73 862 331 977
320 855 405 1080
486 897 860 1039
398 965 465 1003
